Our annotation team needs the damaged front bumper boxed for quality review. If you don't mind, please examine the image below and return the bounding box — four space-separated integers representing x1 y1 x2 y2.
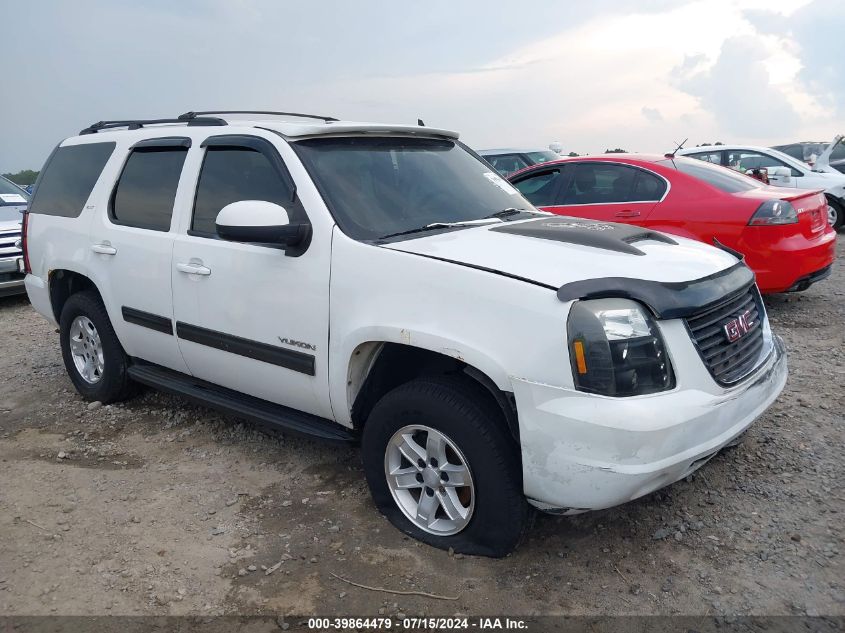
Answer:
512 335 787 513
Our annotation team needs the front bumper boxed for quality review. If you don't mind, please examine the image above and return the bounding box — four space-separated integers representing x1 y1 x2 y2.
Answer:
0 256 25 297
512 335 787 512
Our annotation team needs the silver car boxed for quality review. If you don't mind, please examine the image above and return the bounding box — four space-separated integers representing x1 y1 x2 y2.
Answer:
0 175 28 297
478 148 560 176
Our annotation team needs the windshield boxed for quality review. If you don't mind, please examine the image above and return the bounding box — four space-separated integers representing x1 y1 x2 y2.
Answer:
659 157 759 193
293 137 536 240
525 150 560 164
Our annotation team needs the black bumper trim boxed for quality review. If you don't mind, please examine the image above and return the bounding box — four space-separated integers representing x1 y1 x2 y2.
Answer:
557 262 755 319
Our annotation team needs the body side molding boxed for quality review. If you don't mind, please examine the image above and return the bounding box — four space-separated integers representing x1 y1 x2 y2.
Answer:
175 322 316 376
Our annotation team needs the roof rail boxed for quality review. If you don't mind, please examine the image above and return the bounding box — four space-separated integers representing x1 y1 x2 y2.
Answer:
79 117 227 135
178 110 339 123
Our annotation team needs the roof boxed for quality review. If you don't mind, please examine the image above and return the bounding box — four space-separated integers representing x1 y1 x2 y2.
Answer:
75 111 459 141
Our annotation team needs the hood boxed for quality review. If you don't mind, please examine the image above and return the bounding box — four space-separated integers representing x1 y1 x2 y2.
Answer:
383 216 739 289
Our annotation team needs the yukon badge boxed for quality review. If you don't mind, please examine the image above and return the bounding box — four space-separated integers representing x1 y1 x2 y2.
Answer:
723 310 754 343
278 337 317 352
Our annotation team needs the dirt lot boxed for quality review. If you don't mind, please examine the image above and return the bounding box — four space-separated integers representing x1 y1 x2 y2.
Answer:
1 244 843 620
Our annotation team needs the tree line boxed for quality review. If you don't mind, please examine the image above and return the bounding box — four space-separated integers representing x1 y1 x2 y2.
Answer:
3 170 39 186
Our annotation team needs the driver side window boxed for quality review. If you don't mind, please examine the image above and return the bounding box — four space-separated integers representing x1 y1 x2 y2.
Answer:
725 151 801 178
513 169 562 206
192 146 293 236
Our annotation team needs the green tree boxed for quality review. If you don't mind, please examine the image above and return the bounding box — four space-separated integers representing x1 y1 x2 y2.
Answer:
604 148 627 154
567 151 580 157
2 170 39 186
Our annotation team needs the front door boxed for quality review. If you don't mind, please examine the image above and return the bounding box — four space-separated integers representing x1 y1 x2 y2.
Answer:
171 133 333 419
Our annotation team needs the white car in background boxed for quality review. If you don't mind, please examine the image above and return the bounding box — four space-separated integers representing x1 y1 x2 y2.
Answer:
678 144 845 230
0 175 28 297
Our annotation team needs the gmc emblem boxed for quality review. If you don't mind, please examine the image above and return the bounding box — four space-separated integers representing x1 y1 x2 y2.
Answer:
723 310 754 343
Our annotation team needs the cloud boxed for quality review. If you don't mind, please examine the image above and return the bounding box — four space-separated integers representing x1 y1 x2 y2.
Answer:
746 0 845 116
673 35 800 138
641 107 664 123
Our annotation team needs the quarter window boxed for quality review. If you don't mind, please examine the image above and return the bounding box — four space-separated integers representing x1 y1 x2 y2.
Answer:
28 142 115 218
192 147 293 235
111 148 187 231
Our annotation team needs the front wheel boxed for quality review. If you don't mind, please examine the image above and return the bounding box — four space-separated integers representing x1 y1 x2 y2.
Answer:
361 376 529 557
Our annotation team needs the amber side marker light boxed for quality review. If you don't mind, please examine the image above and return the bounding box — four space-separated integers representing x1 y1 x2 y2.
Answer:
573 340 588 374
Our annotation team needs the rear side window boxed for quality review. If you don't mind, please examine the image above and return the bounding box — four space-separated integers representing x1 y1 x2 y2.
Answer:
192 147 293 235
111 148 187 231
559 163 659 204
28 142 115 217
658 157 757 193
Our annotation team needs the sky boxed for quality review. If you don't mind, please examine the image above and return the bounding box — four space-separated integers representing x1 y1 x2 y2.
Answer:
1 0 843 173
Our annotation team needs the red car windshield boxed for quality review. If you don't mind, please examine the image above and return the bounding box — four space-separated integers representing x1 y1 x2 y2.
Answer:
658 157 759 193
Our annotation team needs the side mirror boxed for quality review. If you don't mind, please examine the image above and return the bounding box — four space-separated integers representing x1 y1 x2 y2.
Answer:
768 166 791 181
215 201 310 247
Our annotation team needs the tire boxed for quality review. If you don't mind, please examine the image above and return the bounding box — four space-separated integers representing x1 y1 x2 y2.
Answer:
361 375 530 557
59 291 136 403
825 196 844 231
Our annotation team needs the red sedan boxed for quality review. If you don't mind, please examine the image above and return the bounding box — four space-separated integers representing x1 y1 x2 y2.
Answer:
508 155 836 293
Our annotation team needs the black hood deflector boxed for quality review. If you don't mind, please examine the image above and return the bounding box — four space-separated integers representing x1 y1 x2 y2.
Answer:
557 262 755 319
490 217 677 256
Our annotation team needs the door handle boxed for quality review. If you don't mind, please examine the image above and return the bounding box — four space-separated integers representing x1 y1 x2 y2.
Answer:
614 210 641 218
91 243 117 255
176 262 211 276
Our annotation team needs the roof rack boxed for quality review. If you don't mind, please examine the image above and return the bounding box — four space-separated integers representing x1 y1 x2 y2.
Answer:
178 110 339 123
80 117 227 135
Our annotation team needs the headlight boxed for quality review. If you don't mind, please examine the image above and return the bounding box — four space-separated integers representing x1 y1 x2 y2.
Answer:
567 299 674 397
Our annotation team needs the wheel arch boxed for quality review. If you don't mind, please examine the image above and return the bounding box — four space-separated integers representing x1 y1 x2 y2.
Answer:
48 269 101 323
344 339 519 443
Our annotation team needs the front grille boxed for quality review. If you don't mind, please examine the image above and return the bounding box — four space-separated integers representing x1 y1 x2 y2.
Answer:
0 227 22 259
684 284 766 385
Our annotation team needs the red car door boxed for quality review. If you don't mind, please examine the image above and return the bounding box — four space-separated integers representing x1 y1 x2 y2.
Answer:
515 162 664 223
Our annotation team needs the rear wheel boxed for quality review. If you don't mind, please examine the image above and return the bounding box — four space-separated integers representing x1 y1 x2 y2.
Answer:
825 196 843 231
59 291 136 403
361 375 529 557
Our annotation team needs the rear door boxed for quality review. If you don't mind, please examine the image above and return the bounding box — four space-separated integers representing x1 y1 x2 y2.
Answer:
533 162 665 222
87 137 190 373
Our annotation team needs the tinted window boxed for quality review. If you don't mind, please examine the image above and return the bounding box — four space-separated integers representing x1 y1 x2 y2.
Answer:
559 163 659 204
485 153 529 175
513 169 562 206
293 137 536 241
524 150 560 164
112 148 187 231
28 142 115 217
658 157 758 193
192 147 293 235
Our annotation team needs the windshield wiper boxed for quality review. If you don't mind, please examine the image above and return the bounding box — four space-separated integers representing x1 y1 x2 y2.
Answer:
379 217 503 240
481 207 529 220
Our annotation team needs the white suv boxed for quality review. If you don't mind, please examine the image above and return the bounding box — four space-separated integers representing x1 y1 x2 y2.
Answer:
23 111 787 556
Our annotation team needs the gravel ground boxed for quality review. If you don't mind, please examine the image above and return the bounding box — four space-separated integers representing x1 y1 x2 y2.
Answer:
0 243 843 619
